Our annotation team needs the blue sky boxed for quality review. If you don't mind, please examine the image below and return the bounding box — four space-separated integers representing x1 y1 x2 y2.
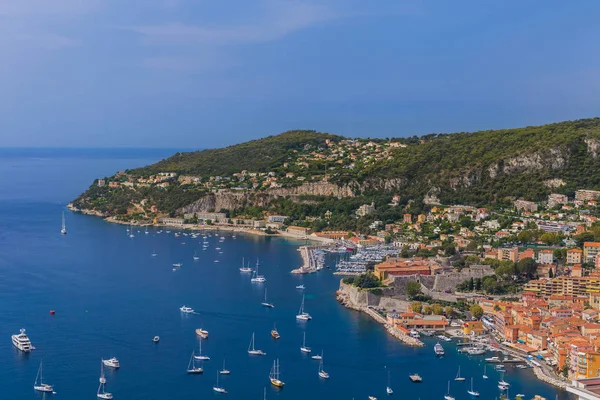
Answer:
1 0 599 148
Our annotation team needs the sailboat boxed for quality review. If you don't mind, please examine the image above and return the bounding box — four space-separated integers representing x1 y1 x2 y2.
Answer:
220 358 231 375
444 380 454 400
213 371 227 394
60 212 67 235
193 251 199 261
467 377 479 397
296 295 312 321
269 359 285 387
261 288 274 308
498 372 510 390
318 356 329 379
386 370 393 395
454 366 465 381
271 323 280 340
194 339 210 361
151 248 157 257
33 360 55 394
251 260 266 283
187 351 203 374
145 226 149 235
240 257 252 272
482 365 488 380
248 332 266 355
97 361 113 399
300 332 311 353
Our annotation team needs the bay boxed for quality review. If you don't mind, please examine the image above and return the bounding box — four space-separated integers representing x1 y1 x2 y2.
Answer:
0 149 572 399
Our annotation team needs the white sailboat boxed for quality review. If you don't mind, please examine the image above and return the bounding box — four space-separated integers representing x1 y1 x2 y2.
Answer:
248 332 266 355
261 288 274 308
60 212 67 235
467 377 479 397
194 339 210 361
444 380 454 400
213 371 227 394
251 260 266 283
482 365 488 380
300 332 311 353
151 248 157 257
33 360 55 394
145 226 149 235
129 224 134 238
318 356 329 379
240 257 252 272
454 366 465 381
296 295 312 321
220 358 231 375
193 251 199 261
386 370 393 395
187 351 203 374
97 361 113 399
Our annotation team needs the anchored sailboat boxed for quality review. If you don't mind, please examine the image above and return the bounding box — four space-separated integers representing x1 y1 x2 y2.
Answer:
261 288 274 308
467 377 479 397
296 295 312 321
187 351 203 374
318 356 329 379
248 332 266 355
454 366 465 381
213 371 227 394
194 339 210 361
482 365 488 380
269 359 284 388
97 361 113 399
300 332 311 353
220 358 231 375
251 260 266 283
60 212 67 235
386 369 393 395
444 380 454 400
33 360 55 394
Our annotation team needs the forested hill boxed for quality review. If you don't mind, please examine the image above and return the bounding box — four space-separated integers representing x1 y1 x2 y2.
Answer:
73 118 600 220
131 130 344 177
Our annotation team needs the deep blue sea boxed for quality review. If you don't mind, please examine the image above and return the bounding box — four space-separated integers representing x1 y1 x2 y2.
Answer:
0 149 573 400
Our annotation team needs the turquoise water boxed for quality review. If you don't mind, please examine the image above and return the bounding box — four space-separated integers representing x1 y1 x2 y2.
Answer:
0 150 572 400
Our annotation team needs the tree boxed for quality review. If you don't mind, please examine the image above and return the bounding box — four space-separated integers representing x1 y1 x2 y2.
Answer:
411 301 423 313
560 364 569 378
406 281 422 298
470 304 484 320
495 263 515 281
474 278 482 291
554 248 567 262
548 268 554 278
432 304 444 315
517 257 537 279
468 277 475 291
445 306 455 318
423 305 433 315
540 232 561 246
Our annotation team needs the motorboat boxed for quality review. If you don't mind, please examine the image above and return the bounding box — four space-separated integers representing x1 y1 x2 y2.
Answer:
296 284 305 290
271 324 280 340
434 342 445 356
248 333 266 355
102 357 120 369
173 263 183 268
33 360 55 394
311 350 323 360
152 336 160 343
269 359 284 387
386 370 393 395
409 373 422 382
12 328 33 352
180 305 194 313
196 328 209 339
60 212 67 235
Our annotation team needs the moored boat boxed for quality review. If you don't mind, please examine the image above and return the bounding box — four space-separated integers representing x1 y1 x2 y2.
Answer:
12 328 33 352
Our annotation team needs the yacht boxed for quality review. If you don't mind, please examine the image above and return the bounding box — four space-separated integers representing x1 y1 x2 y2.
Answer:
300 332 311 353
12 328 33 352
261 289 274 308
296 295 312 321
444 380 454 400
485 356 500 362
269 359 284 387
60 212 67 235
271 324 280 340
295 284 305 290
196 328 209 339
467 377 479 397
409 373 422 382
248 332 266 355
102 357 120 369
33 360 55 394
318 357 329 379
213 371 227 394
187 351 203 374
180 305 194 313
194 339 210 361
152 336 160 343
454 366 465 381
97 362 113 399
410 330 420 338
434 342 445 356
173 263 183 268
